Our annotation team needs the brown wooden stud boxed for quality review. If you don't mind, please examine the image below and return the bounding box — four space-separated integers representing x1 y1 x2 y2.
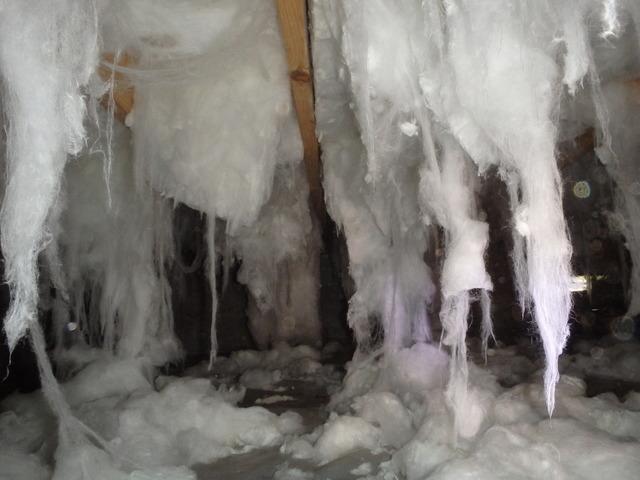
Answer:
275 0 327 225
98 53 135 124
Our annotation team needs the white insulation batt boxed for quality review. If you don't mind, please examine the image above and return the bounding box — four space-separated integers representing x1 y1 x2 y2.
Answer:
99 0 321 363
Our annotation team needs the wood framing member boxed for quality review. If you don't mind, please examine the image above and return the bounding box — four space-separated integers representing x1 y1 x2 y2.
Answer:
97 53 135 124
275 0 326 223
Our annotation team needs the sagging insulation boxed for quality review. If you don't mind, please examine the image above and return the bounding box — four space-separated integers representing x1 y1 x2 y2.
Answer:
0 0 99 351
312 0 639 429
0 1 639 474
1 1 319 475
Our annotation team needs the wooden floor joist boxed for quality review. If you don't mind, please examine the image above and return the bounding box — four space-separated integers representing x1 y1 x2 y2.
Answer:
275 0 326 223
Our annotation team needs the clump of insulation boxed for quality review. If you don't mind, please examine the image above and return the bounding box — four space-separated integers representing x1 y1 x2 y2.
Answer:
99 0 315 361
313 1 435 358
0 0 106 471
49 117 181 366
0 0 98 351
2 1 319 476
312 0 639 433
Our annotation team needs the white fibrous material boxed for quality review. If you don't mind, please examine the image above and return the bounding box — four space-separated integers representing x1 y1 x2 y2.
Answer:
227 101 319 356
1 360 303 479
0 0 98 351
2 3 316 475
313 414 383 465
311 0 640 426
432 0 574 417
109 377 303 467
3 341 639 478
0 2 109 476
505 171 531 316
313 1 434 356
99 0 312 360
51 118 181 366
601 0 621 39
419 134 494 433
312 0 491 433
103 0 295 224
206 214 219 367
232 161 322 350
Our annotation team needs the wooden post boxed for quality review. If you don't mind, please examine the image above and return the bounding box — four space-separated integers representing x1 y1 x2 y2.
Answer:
275 0 326 224
97 53 135 124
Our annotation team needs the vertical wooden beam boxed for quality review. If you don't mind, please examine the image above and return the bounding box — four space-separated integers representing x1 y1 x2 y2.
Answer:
98 53 136 124
275 0 326 224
